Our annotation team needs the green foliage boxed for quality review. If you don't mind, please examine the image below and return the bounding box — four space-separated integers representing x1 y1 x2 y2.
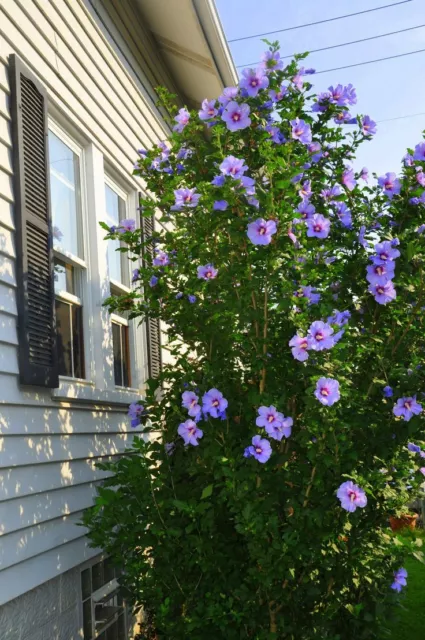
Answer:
83 44 425 639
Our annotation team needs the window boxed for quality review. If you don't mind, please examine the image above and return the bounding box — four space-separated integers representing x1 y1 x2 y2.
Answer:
105 178 132 388
81 558 128 640
49 126 86 379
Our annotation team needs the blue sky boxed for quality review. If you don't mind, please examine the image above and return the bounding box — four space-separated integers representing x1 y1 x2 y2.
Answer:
215 0 425 176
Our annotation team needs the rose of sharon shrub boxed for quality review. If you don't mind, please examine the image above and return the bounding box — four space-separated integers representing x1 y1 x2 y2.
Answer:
84 44 425 639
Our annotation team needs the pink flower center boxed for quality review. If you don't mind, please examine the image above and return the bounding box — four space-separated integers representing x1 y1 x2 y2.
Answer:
314 224 322 232
185 196 192 202
321 388 329 396
255 447 262 454
208 108 215 115
190 399 197 407
206 271 212 278
404 401 412 410
376 266 384 275
259 226 266 235
250 79 258 87
300 340 308 349
377 286 384 294
232 113 241 122
267 415 274 423
212 400 219 407
380 252 388 260
294 127 302 136
315 332 323 341
188 427 195 435
348 490 357 502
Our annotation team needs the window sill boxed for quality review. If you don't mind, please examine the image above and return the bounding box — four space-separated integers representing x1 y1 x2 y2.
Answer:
52 378 142 406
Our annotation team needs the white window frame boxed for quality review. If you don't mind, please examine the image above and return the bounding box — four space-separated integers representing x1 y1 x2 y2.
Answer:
104 174 142 392
48 119 94 384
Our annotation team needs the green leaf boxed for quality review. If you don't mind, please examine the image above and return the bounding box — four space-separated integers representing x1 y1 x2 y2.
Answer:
201 484 214 500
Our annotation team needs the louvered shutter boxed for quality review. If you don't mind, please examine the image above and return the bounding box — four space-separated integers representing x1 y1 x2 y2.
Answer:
140 202 162 379
9 55 59 388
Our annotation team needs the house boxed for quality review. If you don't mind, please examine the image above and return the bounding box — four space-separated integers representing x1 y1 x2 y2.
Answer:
0 1 236 638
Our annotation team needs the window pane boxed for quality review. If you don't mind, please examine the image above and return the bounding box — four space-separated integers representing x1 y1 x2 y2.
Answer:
55 299 85 379
55 300 72 377
72 304 85 379
117 614 126 640
48 131 82 257
104 558 115 584
112 323 131 388
54 259 75 295
112 322 123 387
81 568 92 600
92 561 104 591
105 184 128 286
83 598 93 640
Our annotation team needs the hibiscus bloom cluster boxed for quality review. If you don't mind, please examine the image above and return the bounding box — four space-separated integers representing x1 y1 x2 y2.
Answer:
367 240 400 305
289 311 349 362
244 405 293 463
177 388 228 446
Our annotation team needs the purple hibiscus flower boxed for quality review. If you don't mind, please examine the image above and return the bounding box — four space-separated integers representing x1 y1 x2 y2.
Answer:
391 568 408 593
188 294 197 303
199 98 217 121
300 286 321 305
128 402 144 428
174 188 201 208
327 310 351 327
295 200 315 224
261 50 284 72
416 170 425 187
211 175 225 187
221 101 251 132
256 405 283 429
240 67 269 97
306 214 331 239
245 435 272 463
182 391 202 418
117 218 136 233
269 83 288 102
299 180 312 200
213 200 228 211
407 442 422 454
266 415 293 441
153 250 169 267
366 262 395 285
378 173 401 200
333 202 352 228
178 419 203 446
342 168 357 192
173 108 190 133
345 83 357 105
202 388 228 418
393 396 422 421
149 275 158 287
337 481 367 512
291 118 312 145
328 84 348 106
369 280 396 305
383 385 393 398
247 218 277 245
308 321 334 351
132 268 140 282
220 155 248 179
360 167 369 182
315 377 340 406
197 264 218 280
413 142 425 161
289 333 311 361
321 184 342 201
218 86 238 106
361 115 377 136
371 241 400 265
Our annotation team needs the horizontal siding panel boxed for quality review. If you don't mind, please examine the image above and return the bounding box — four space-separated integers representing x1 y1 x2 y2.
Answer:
0 196 14 230
31 0 162 149
0 536 100 606
0 481 100 535
0 456 116 500
0 511 86 570
0 311 18 345
0 114 11 146
0 140 12 174
0 342 18 375
62 0 170 133
0 21 142 184
0 61 8 92
0 433 133 467
0 405 132 435
0 88 9 120
0 255 16 287
0 166 13 202
0 283 17 315
0 225 15 258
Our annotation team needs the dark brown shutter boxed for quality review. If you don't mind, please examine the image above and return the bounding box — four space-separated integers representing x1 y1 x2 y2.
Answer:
140 199 162 379
9 55 59 388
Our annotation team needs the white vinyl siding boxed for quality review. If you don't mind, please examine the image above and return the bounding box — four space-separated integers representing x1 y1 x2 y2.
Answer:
0 0 174 606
